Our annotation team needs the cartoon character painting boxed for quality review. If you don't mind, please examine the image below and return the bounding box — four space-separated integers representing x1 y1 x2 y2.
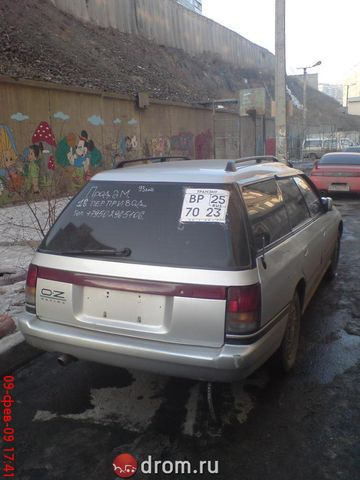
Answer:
0 125 23 194
148 136 171 157
56 130 102 186
26 144 41 194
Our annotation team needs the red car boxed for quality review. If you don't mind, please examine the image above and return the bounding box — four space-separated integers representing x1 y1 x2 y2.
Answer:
309 152 360 194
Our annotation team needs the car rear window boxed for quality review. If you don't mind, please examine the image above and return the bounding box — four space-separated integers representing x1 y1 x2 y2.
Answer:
39 181 251 270
319 154 360 165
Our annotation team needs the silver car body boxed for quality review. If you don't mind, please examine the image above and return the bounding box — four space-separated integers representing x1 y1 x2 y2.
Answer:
19 160 342 381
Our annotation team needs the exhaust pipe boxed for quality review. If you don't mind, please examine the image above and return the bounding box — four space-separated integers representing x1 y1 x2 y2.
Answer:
57 353 77 367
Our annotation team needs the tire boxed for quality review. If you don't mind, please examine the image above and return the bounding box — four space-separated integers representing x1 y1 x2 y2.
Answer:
276 293 301 372
309 153 317 160
326 236 340 280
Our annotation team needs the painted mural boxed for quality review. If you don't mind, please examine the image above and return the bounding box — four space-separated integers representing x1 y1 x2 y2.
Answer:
170 132 194 158
0 103 214 205
56 130 102 187
22 121 57 193
145 131 211 159
0 123 104 202
195 129 212 159
147 136 171 157
0 125 23 195
106 135 140 167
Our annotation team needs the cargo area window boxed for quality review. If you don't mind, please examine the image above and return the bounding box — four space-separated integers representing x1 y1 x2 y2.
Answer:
39 181 251 270
293 176 322 216
242 179 291 251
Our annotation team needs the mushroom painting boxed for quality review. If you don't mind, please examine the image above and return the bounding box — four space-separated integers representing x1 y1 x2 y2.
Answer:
31 121 57 187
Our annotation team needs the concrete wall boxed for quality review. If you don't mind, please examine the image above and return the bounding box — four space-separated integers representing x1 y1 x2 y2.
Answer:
0 78 275 204
348 98 360 116
49 0 274 73
0 77 214 204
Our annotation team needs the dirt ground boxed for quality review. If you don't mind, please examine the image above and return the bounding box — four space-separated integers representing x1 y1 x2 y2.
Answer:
1 0 360 131
0 0 256 103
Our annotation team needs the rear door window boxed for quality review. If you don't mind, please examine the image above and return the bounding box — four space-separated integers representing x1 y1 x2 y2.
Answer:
39 181 251 270
242 179 291 251
277 177 311 228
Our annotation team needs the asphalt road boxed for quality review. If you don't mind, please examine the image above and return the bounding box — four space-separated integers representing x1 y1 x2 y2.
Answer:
2 197 360 480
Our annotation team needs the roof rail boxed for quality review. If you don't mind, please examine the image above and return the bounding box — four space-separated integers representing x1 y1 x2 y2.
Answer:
225 156 279 172
115 156 190 169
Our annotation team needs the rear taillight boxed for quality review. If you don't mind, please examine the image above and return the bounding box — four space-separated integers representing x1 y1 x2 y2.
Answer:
25 264 38 313
225 284 261 335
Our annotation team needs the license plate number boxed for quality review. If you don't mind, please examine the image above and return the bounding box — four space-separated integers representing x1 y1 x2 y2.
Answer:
328 184 350 192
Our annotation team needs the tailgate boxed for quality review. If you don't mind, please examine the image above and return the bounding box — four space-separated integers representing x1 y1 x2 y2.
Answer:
35 269 227 348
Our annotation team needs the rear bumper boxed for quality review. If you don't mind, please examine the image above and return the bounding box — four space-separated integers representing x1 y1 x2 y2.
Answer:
18 313 287 382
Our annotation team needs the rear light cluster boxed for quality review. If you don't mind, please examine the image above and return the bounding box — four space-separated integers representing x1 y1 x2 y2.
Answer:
25 264 38 313
225 284 261 335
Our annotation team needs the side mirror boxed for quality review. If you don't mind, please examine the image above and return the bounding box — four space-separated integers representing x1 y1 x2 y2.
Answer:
321 196 333 212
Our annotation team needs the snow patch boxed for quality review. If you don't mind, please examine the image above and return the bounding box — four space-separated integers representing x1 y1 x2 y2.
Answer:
33 372 166 431
286 85 303 110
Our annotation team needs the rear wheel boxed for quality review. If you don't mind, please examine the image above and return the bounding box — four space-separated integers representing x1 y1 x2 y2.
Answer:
276 293 301 372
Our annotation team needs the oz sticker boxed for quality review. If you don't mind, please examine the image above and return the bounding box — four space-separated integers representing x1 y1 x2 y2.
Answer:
180 189 230 223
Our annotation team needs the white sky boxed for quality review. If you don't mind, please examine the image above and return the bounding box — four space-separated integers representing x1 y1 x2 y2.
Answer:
202 0 360 85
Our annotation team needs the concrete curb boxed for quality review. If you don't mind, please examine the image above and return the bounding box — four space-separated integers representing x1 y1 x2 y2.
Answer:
0 331 24 355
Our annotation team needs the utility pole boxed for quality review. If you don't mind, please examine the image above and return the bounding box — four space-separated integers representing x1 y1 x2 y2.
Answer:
297 60 321 156
275 0 287 163
345 83 356 112
302 67 308 140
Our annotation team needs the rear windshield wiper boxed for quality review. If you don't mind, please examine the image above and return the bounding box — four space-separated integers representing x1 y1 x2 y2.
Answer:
58 248 131 257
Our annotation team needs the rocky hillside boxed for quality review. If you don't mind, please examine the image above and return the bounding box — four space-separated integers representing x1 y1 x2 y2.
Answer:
1 0 359 130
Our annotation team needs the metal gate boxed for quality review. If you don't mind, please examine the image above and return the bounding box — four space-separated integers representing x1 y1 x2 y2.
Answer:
214 112 241 159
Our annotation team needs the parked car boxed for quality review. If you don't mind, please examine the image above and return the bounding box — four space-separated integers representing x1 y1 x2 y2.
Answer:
309 152 360 194
302 138 325 160
338 138 355 150
19 156 342 382
303 137 355 160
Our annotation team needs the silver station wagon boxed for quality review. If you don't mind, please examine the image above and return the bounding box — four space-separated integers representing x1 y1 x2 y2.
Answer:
19 157 342 382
